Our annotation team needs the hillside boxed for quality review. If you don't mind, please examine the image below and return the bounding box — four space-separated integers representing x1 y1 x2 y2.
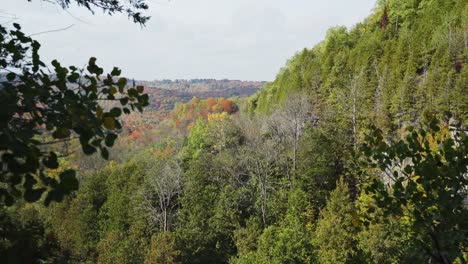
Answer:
135 79 263 121
249 0 467 139
116 79 262 134
1 1 467 264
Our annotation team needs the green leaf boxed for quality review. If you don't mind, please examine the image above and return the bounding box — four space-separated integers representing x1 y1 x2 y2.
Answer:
43 152 59 169
6 72 16 81
109 86 117 95
117 78 127 91
128 88 138 97
52 127 71 139
105 133 117 147
111 67 121 76
120 97 129 106
89 57 97 66
44 190 63 206
24 174 37 189
404 165 412 175
82 144 96 155
101 147 109 160
4 193 14 206
24 188 46 202
60 170 79 192
110 107 122 117
67 72 80 82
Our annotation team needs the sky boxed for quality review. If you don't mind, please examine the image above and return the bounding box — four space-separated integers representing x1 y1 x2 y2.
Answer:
1 0 376 81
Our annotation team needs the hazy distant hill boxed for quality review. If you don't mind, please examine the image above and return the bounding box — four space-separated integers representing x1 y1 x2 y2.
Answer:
121 79 264 126
136 79 265 115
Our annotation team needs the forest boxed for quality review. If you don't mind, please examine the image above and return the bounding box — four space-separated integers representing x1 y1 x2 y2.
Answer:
0 0 467 263
122 79 262 125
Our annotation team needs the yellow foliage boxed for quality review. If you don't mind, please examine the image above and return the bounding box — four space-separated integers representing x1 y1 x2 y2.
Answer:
207 112 229 124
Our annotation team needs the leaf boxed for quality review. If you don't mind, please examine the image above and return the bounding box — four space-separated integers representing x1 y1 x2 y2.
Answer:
109 86 117 95
10 175 21 185
128 88 138 97
4 193 14 206
96 106 104 118
43 152 59 169
117 78 127 91
59 170 79 192
67 72 80 82
89 57 97 66
24 188 46 202
105 133 117 147
103 116 115 130
136 85 144 93
120 98 129 106
404 165 412 175
101 147 109 160
82 144 96 155
52 127 71 139
6 72 16 81
110 107 122 117
44 190 63 206
23 174 37 189
111 67 121 76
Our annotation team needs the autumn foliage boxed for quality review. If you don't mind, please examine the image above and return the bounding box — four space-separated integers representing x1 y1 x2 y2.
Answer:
170 97 239 131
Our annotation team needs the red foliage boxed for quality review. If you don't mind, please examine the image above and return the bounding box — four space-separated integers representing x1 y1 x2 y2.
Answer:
129 131 143 141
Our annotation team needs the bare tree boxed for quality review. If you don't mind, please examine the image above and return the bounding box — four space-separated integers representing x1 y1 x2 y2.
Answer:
242 139 285 226
266 93 313 173
238 116 290 226
140 157 183 232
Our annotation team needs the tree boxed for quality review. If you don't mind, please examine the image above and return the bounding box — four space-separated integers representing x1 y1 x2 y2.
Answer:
0 205 59 263
95 160 150 263
46 167 108 261
243 139 286 226
0 2 150 206
144 232 180 264
296 128 345 214
313 179 360 264
356 191 427 263
359 120 468 263
31 0 150 25
175 154 224 264
267 93 312 173
140 155 182 232
234 189 314 264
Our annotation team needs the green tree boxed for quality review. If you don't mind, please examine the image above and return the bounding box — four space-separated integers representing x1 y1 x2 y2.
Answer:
145 232 180 264
313 179 360 264
47 175 105 260
234 189 314 264
0 205 59 263
356 191 427 263
359 120 468 263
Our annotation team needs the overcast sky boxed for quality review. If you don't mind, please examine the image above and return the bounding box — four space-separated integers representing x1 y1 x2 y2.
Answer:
1 0 376 81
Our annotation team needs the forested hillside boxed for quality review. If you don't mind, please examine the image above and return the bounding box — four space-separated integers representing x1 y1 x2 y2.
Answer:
1 0 467 263
250 0 468 138
121 79 262 124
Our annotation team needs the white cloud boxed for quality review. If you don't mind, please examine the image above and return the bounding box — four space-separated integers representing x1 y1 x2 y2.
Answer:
1 0 375 81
